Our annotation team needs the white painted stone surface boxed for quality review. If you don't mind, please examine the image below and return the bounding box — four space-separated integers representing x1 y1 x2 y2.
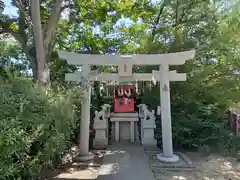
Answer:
115 121 120 142
79 90 90 155
65 71 186 82
101 104 111 136
119 59 133 77
58 50 195 65
159 64 174 158
102 104 111 118
137 104 146 118
137 104 147 141
111 112 138 118
130 121 135 142
157 106 161 115
119 122 131 140
78 65 93 161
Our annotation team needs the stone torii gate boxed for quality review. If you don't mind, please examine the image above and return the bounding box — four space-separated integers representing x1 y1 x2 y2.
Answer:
59 50 195 162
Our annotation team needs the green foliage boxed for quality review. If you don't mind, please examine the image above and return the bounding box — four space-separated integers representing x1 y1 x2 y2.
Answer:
0 1 239 177
216 130 240 159
146 74 240 155
0 77 80 180
0 41 29 78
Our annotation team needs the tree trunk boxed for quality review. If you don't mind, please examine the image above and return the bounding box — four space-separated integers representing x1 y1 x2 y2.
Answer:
31 0 49 85
31 57 37 80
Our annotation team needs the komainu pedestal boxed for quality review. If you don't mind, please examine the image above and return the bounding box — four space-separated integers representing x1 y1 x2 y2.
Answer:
93 104 111 149
138 104 157 148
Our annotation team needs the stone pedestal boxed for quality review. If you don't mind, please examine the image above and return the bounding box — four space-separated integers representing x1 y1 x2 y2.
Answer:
111 121 139 142
93 118 108 148
110 113 139 142
157 153 179 163
141 109 157 148
93 104 111 149
75 153 95 162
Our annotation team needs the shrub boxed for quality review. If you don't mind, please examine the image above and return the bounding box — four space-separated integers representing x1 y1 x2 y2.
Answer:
142 85 240 156
0 77 80 180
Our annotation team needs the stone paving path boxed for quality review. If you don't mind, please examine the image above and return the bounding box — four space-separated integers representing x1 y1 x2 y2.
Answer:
97 142 156 180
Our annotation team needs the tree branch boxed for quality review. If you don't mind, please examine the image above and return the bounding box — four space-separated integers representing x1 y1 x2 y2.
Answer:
173 1 195 28
14 0 32 27
151 0 167 42
43 0 63 55
175 0 179 25
18 8 28 44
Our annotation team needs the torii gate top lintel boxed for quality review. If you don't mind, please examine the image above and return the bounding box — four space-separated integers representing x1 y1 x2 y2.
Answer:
58 50 195 66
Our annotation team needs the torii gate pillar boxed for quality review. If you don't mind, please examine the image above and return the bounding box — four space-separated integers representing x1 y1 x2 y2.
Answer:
75 64 94 162
157 63 179 162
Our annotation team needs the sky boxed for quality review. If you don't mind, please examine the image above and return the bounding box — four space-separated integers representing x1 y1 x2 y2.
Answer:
2 0 17 16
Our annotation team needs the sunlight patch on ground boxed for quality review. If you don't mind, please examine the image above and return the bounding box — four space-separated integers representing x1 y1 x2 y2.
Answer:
98 150 129 176
173 175 187 179
54 167 98 179
98 163 120 175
